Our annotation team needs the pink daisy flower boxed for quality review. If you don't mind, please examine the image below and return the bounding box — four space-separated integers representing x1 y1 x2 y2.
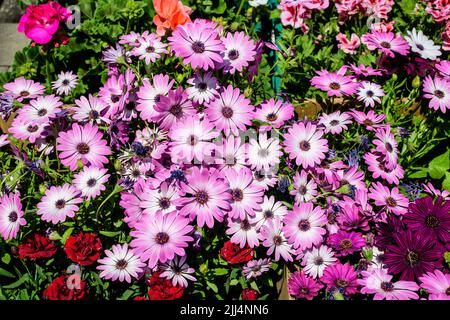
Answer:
418 270 450 300
73 94 110 124
357 82 385 107
130 33 168 64
226 168 264 220
205 85 254 136
322 262 359 295
18 95 62 124
159 255 197 288
368 182 409 216
260 218 294 262
288 271 324 300
98 74 127 118
186 72 219 104
327 230 366 257
0 192 26 240
0 134 9 148
169 116 219 163
221 31 256 74
358 268 419 300
72 166 110 200
136 74 175 122
364 152 404 185
37 184 83 224
290 171 318 204
253 98 294 131
435 60 450 78
51 71 78 96
214 135 248 174
176 167 231 228
310 69 358 97
247 132 282 172
9 118 46 143
120 179 149 228
130 211 194 268
140 182 179 216
350 64 383 77
250 195 288 230
3 77 45 102
361 31 410 57
318 111 352 134
226 217 261 248
284 122 329 169
373 125 398 169
282 202 327 251
119 31 142 46
349 109 386 132
97 243 146 283
423 75 450 113
301 245 337 279
56 123 112 171
153 87 196 130
168 19 225 70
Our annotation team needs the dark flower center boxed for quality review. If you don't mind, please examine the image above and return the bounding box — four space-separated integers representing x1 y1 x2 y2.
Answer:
314 256 324 266
340 239 353 249
62 79 70 86
329 82 341 90
55 199 66 209
27 124 39 133
116 259 128 270
192 41 205 54
89 110 99 119
231 188 244 202
366 90 374 97
406 250 419 266
298 219 311 231
299 140 311 151
299 185 307 195
385 197 397 207
76 143 90 155
222 106 234 119
300 287 310 295
434 90 445 99
263 210 274 219
363 119 374 126
425 215 440 228
240 219 251 231
416 44 424 51
273 235 283 246
195 190 209 205
251 265 261 272
330 120 339 126
258 148 269 158
131 169 141 178
380 41 391 49
197 82 208 91
228 49 240 61
266 113 278 122
111 95 120 103
8 211 18 222
188 135 199 146
37 109 48 117
169 104 183 118
154 94 162 103
335 279 348 288
158 197 171 209
20 91 29 97
381 281 394 292
446 287 450 295
146 46 155 53
225 154 237 165
385 142 393 153
155 232 170 245
87 178 97 187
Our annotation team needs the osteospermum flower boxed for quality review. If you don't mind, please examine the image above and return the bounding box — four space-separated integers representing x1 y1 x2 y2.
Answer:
290 171 318 203
0 193 26 240
9 118 46 143
318 111 352 134
169 116 219 163
168 19 225 70
36 184 83 224
282 203 327 251
361 31 410 57
97 243 146 283
358 268 419 300
226 168 264 219
176 167 231 228
221 31 256 74
140 182 180 216
247 132 282 171
260 218 294 262
310 69 358 97
186 72 219 104
226 217 261 248
253 98 294 131
137 74 175 121
73 94 110 124
405 28 441 60
284 122 329 169
154 87 195 130
3 77 45 102
215 135 248 174
250 195 288 230
18 95 62 124
242 258 272 280
205 85 254 136
56 123 112 170
349 109 386 132
418 270 450 300
130 33 168 64
322 262 359 295
357 82 385 108
159 255 197 288
301 245 337 279
423 76 450 113
51 71 78 96
130 211 194 268
72 166 110 200
288 271 324 300
368 182 409 216
373 125 398 169
327 231 366 257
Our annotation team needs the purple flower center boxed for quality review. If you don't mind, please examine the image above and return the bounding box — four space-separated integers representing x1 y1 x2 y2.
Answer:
228 49 240 61
330 120 339 126
27 124 39 133
313 256 324 266
146 46 155 53
273 235 283 246
299 140 311 151
380 281 394 292
195 190 209 205
192 41 206 54
385 142 393 153
169 104 183 118
263 210 274 219
154 94 162 103
116 259 128 270
425 215 440 228
380 41 391 49
155 232 170 245
62 79 70 86
340 239 353 249
221 106 234 119
87 178 97 187
266 113 278 122
231 188 244 202
406 250 419 266
385 196 397 207
111 95 121 103
434 90 445 99
416 44 424 51
20 91 30 97
8 211 18 222
298 219 311 231
240 219 251 231
188 135 199 146
37 109 48 117
77 143 90 155
89 110 99 119
299 185 307 195
366 90 374 97
197 82 208 92
158 197 171 209
363 119 374 126
335 279 348 288
446 287 450 295
329 82 341 90
251 265 261 272
55 199 66 209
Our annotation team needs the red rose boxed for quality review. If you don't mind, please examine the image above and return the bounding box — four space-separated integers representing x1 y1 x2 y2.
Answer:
242 289 258 300
64 232 102 266
43 275 87 300
18 234 57 260
133 296 148 300
148 271 184 300
220 241 253 264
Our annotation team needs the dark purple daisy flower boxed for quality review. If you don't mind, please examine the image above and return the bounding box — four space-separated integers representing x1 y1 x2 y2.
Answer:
384 230 443 281
108 120 130 150
374 215 406 250
404 196 450 243
327 230 366 257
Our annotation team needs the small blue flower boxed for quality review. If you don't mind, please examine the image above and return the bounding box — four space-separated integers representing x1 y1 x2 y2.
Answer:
345 149 361 166
277 176 290 193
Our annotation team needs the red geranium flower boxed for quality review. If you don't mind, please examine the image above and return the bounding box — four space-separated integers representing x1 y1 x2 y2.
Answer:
43 275 88 300
64 232 102 266
242 289 258 300
18 233 57 260
148 271 184 300
220 240 253 264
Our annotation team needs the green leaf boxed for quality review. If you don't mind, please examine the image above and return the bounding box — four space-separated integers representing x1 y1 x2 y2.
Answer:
1 253 11 264
99 230 121 237
230 279 239 286
3 274 29 289
206 281 219 293
408 169 428 179
0 268 15 278
442 173 450 191
213 268 229 276
61 227 74 245
428 150 450 179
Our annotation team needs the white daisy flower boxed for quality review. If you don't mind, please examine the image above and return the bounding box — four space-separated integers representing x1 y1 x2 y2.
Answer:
159 255 197 288
186 72 219 104
357 82 385 108
301 245 337 279
52 71 78 96
405 28 441 60
73 166 110 200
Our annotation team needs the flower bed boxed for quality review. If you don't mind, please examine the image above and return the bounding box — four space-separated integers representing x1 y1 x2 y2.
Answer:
0 0 448 301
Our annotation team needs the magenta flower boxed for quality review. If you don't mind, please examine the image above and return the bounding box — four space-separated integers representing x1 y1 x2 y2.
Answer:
153 87 195 130
253 98 294 131
168 19 225 70
130 211 194 268
220 31 256 74
336 203 370 231
120 179 149 228
290 171 318 204
226 217 260 248
284 122 329 169
423 75 450 113
364 152 404 185
56 123 112 170
349 109 386 132
130 33 168 64
368 182 409 216
373 125 398 169
288 271 323 300
260 218 294 262
321 262 359 295
9 118 46 143
418 270 450 300
18 94 62 124
3 77 45 102
73 94 110 124
137 74 175 121
318 111 352 134
176 167 231 228
186 72 219 104
0 193 26 240
205 85 254 136
310 69 358 97
361 31 410 57
327 230 366 257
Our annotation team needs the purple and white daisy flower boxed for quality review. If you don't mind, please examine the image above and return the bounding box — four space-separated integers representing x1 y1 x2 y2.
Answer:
159 255 197 288
72 166 110 200
51 71 78 96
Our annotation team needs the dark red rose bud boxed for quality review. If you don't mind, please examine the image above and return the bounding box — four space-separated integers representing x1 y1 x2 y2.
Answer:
242 289 258 300
220 240 253 264
18 233 57 260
